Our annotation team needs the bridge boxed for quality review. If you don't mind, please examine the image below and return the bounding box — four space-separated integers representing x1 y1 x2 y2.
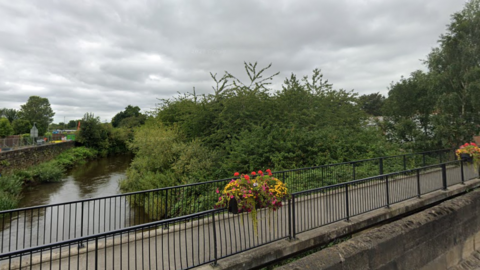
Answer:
0 149 477 269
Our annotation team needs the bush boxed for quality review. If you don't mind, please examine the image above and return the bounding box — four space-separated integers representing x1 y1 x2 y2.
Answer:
0 191 19 211
30 161 64 183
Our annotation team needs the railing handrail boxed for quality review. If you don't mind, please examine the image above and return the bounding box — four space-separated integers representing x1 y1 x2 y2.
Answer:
0 148 453 214
292 159 459 196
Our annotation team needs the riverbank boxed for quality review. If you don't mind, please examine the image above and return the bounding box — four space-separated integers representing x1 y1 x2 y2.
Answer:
0 147 98 211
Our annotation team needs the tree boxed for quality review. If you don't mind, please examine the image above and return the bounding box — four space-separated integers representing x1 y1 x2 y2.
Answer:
12 119 31 135
67 120 80 129
1 109 18 123
357 93 385 116
382 71 437 149
0 118 13 138
76 113 109 152
426 0 480 146
18 96 55 136
111 105 145 128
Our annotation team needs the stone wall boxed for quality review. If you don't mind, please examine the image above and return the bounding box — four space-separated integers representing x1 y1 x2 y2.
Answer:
277 189 480 270
0 141 75 174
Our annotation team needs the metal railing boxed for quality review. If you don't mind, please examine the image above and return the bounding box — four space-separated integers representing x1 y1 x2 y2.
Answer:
0 158 476 269
0 149 454 253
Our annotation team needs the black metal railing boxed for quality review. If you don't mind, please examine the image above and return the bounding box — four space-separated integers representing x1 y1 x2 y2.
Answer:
0 149 454 253
0 158 476 269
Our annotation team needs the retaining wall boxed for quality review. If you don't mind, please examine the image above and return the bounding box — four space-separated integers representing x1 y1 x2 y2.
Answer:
0 141 74 174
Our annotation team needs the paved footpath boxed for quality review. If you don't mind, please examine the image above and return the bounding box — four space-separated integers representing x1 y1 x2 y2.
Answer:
1 165 477 270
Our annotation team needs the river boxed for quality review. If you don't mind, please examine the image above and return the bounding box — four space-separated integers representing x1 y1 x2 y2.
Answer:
0 154 137 253
19 154 132 207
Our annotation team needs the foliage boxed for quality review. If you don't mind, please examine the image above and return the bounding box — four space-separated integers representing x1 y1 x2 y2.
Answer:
385 0 480 149
111 105 146 128
76 113 110 153
357 92 385 116
12 119 31 135
214 170 289 234
29 161 64 183
18 96 55 136
426 1 480 146
0 118 14 138
67 120 81 129
122 62 400 204
120 122 221 194
0 109 19 123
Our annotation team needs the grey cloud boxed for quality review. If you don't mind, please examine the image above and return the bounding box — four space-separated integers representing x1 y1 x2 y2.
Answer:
0 0 467 122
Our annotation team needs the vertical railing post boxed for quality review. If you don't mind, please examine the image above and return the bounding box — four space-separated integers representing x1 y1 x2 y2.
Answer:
292 194 296 239
379 158 384 175
345 184 350 221
79 201 85 249
441 164 447 190
461 160 465 185
211 211 218 267
95 237 99 270
352 163 356 180
288 198 292 240
163 190 169 230
416 169 421 198
385 176 390 208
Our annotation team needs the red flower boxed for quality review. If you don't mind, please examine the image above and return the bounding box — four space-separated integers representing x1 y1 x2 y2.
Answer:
258 170 263 175
216 188 219 194
251 171 256 176
266 169 271 173
268 172 272 176
234 172 240 177
244 175 250 180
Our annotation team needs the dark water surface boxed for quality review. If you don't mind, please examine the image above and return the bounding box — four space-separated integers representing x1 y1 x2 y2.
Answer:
19 154 132 208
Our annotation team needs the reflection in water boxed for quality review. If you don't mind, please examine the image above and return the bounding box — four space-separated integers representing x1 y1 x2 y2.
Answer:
0 154 138 253
20 154 132 207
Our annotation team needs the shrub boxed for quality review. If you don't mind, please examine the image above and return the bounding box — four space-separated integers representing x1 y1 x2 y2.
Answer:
30 161 64 183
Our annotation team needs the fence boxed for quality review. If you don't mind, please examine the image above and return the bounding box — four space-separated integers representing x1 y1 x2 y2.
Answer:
0 135 73 151
0 158 476 269
0 149 454 253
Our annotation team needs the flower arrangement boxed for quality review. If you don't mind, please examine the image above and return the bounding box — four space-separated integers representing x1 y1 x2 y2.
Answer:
456 142 480 168
456 143 480 160
214 169 289 233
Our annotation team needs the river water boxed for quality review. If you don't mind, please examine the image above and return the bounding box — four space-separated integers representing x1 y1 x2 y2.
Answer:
19 154 132 207
0 154 136 253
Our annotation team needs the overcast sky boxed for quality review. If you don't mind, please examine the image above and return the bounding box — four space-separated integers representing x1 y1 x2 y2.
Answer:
0 0 466 123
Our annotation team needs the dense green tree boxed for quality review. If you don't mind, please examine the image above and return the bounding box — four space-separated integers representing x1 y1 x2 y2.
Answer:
18 96 55 136
76 113 109 152
1 109 19 123
67 120 80 129
0 118 14 138
111 105 145 128
12 119 31 135
383 71 437 150
426 0 480 146
357 93 385 116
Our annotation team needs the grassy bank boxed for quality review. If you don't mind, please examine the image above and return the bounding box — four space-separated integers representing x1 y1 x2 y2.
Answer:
0 147 98 211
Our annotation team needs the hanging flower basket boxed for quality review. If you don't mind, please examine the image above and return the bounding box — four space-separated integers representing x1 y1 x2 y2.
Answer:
215 169 290 234
456 142 480 166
